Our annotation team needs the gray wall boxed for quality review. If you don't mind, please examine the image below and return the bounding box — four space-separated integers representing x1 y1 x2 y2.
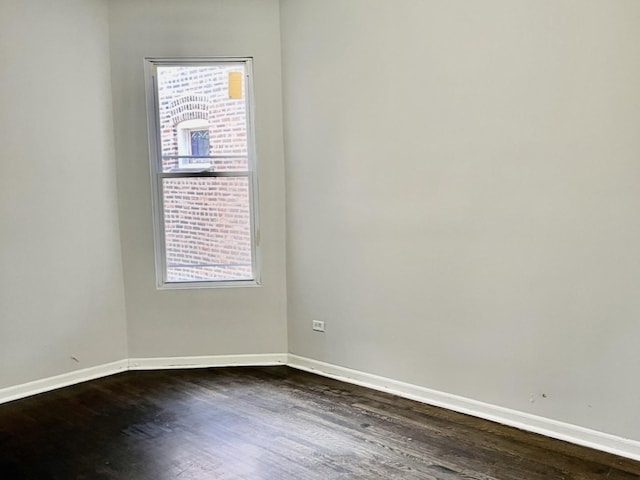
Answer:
3 0 639 446
281 0 640 440
0 0 128 388
108 0 288 358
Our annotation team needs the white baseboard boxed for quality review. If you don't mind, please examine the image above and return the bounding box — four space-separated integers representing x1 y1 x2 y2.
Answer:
287 354 640 462
0 354 285 405
128 353 287 370
2 353 639 462
0 360 129 405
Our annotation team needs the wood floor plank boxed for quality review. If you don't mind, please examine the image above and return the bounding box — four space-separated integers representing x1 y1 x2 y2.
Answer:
0 366 638 479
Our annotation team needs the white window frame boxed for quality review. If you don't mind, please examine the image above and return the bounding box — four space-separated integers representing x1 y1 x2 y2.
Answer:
176 119 211 170
144 57 261 289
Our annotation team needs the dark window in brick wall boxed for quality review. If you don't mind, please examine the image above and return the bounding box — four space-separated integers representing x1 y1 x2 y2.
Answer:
190 130 210 157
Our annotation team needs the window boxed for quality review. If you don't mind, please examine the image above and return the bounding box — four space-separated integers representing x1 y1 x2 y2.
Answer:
190 130 209 156
145 58 259 288
176 119 211 169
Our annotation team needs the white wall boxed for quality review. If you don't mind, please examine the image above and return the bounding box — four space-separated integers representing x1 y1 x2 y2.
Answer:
0 0 128 388
108 0 287 358
281 0 640 441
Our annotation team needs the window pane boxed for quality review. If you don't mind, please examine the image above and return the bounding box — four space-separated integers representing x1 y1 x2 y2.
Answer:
190 130 210 156
162 177 252 282
156 64 249 172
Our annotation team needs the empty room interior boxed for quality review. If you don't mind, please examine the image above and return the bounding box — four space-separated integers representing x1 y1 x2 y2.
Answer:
1 0 640 478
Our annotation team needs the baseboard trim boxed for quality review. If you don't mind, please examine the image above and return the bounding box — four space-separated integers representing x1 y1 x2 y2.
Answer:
128 353 287 370
3 354 639 462
287 354 640 462
0 354 286 405
0 360 129 405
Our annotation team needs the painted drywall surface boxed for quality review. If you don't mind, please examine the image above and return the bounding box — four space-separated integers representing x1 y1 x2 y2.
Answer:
281 0 640 440
108 0 287 357
0 0 128 388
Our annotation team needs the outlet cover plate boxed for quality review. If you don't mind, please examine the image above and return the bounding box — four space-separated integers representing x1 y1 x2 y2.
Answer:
312 320 325 332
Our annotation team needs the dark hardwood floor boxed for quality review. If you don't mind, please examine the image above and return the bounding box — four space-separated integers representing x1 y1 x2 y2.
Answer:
0 367 638 479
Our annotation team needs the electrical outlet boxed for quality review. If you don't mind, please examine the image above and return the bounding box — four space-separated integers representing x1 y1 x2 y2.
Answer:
312 320 325 332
